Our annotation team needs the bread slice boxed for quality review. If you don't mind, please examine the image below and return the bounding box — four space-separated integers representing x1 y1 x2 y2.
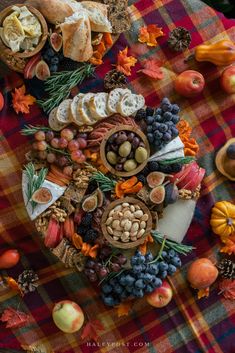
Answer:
49 108 67 131
89 92 109 120
77 93 96 125
107 88 131 114
117 93 145 117
57 99 73 124
70 93 84 123
81 1 112 33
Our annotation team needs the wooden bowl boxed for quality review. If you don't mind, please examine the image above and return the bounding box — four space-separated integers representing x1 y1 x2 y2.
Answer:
215 138 235 181
101 197 152 249
100 125 150 177
0 4 48 59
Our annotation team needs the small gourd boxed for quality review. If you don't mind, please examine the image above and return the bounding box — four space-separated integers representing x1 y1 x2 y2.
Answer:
195 40 235 66
210 201 235 242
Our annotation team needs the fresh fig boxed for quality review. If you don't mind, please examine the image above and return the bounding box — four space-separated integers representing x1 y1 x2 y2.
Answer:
35 60 51 81
82 194 98 212
31 187 52 204
163 183 178 207
150 185 165 204
24 53 41 79
96 188 104 207
147 172 165 188
50 32 63 52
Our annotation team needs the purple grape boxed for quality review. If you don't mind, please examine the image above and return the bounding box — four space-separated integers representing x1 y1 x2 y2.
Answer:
132 137 140 149
115 163 123 171
89 273 98 282
45 130 54 142
94 263 102 273
127 132 135 142
99 267 108 278
86 260 96 269
111 263 121 272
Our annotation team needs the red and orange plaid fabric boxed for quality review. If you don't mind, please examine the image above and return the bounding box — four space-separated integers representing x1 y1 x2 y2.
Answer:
1 0 235 352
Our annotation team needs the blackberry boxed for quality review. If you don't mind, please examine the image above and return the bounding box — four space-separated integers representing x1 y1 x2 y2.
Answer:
135 108 146 121
146 107 154 116
157 164 173 173
81 213 93 226
148 161 159 171
77 225 88 235
87 180 98 194
141 165 150 177
83 229 98 243
169 163 182 173
59 58 78 71
137 174 146 184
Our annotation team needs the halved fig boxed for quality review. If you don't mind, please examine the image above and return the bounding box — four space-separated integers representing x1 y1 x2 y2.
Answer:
31 187 52 204
24 53 41 79
82 194 98 212
35 60 51 81
147 172 165 188
149 185 165 204
50 32 63 52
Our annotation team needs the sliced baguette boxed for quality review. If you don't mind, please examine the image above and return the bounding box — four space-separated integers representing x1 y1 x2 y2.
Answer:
77 93 96 125
49 108 67 131
107 88 131 114
117 93 145 116
57 99 73 124
89 92 109 120
70 93 84 123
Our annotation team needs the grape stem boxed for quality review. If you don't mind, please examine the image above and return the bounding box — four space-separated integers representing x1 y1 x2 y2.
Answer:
98 268 125 286
149 235 167 264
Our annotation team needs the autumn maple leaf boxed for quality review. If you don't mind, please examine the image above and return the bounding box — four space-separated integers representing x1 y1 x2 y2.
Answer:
219 279 235 300
115 300 133 317
116 47 137 76
6 277 24 297
220 238 235 255
138 59 164 80
0 307 32 329
81 319 105 343
11 85 36 114
138 24 164 47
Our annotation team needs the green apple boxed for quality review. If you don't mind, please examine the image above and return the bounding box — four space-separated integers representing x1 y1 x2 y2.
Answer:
52 300 84 333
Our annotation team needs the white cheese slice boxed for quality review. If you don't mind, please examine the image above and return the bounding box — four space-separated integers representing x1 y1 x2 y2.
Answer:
22 172 66 221
157 199 196 243
149 137 184 161
155 148 185 161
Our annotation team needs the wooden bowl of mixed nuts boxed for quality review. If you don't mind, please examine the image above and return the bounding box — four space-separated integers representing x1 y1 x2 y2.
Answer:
101 197 152 249
100 125 150 177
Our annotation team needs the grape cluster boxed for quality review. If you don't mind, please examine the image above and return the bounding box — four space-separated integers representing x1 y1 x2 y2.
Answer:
32 128 88 172
84 247 127 283
101 250 181 307
42 44 64 73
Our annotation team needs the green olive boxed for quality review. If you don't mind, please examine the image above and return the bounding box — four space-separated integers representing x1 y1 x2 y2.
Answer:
135 147 148 163
124 159 137 172
119 141 132 157
106 151 118 165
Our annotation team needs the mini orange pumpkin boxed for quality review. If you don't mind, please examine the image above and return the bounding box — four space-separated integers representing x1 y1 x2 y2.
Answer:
210 201 235 242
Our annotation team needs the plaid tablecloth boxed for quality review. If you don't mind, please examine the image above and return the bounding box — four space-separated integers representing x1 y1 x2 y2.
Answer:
1 0 235 352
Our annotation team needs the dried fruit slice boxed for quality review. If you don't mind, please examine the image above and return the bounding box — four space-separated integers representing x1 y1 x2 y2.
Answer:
24 53 41 79
82 194 98 212
147 172 165 188
50 32 63 52
150 185 165 204
35 60 50 81
44 218 61 248
31 187 52 204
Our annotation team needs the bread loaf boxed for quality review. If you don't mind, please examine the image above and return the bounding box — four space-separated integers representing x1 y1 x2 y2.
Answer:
77 93 96 125
107 88 131 114
60 12 93 62
57 99 73 124
81 1 112 32
70 93 84 124
117 93 145 116
89 93 109 119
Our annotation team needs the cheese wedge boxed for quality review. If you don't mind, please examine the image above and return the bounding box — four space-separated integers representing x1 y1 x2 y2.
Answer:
148 137 184 161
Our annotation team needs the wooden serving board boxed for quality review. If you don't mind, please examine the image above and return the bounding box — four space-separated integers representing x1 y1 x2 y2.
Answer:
0 0 120 73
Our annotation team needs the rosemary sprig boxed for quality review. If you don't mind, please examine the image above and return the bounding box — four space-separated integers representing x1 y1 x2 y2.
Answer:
90 171 117 192
151 231 195 255
21 125 51 136
37 63 95 113
99 269 125 286
159 156 195 165
24 162 48 211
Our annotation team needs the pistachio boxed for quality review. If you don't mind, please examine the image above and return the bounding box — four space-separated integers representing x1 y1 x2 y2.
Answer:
134 210 144 218
113 236 120 241
135 205 141 210
123 231 130 237
131 222 139 232
114 205 122 211
140 221 146 229
112 220 120 229
130 236 137 242
137 229 145 238
122 202 130 207
130 205 135 212
107 226 114 235
113 230 122 237
141 214 149 222
124 220 132 231
106 217 113 226
123 210 132 219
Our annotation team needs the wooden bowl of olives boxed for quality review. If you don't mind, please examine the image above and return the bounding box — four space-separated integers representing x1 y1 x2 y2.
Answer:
100 125 150 177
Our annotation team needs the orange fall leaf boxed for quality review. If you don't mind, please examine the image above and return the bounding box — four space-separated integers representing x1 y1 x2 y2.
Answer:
220 238 235 255
138 24 164 47
11 85 36 114
197 287 210 299
138 58 164 80
115 300 133 317
116 47 137 76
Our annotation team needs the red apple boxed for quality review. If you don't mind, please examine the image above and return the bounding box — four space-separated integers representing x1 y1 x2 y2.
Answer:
146 280 173 308
174 70 205 97
52 300 84 333
220 65 235 94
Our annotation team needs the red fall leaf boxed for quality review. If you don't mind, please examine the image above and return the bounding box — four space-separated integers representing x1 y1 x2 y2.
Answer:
0 307 32 329
138 59 164 80
81 319 105 342
219 279 235 300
